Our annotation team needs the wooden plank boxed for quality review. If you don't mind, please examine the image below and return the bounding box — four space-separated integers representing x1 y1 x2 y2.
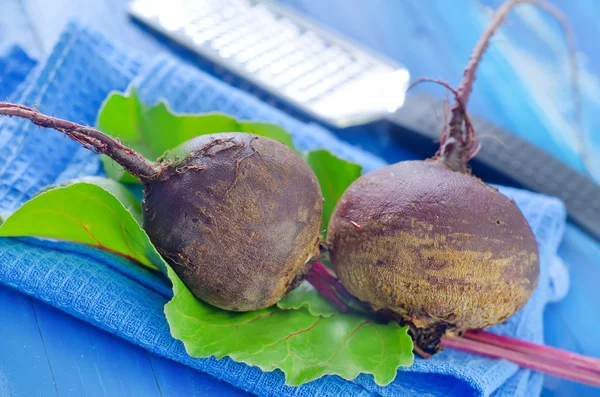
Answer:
542 225 600 397
0 284 252 397
148 354 250 397
31 297 163 397
32 296 250 396
0 0 43 57
0 285 58 396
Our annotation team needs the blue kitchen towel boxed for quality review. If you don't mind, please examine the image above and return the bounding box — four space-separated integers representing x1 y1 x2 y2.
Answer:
0 22 569 397
0 46 37 101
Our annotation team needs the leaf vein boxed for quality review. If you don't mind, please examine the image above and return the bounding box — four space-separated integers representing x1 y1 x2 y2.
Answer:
325 320 369 365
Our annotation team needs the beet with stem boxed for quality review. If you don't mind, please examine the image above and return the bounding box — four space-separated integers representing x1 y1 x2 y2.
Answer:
0 105 322 312
327 0 578 354
314 0 600 387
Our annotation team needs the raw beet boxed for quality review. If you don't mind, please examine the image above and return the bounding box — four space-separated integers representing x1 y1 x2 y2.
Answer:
324 0 575 352
327 160 538 346
144 133 322 311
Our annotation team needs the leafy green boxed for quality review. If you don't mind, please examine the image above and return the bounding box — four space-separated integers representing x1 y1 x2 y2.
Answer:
0 182 163 272
167 266 413 386
36 176 144 224
0 180 413 386
277 282 338 317
304 150 362 233
96 88 297 182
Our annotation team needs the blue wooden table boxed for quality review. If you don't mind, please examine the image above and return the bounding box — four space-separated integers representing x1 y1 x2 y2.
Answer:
1 1 599 396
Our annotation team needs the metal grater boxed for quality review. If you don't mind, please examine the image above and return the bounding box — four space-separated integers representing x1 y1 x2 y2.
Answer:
129 0 410 127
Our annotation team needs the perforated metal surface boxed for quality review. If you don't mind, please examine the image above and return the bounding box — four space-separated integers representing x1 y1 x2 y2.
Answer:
129 0 409 127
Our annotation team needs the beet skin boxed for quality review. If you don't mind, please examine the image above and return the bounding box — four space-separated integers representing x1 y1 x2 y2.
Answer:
327 160 539 343
144 133 322 311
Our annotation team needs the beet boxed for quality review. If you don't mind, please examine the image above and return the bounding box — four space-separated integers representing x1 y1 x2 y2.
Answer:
0 104 322 311
144 133 322 311
326 0 577 353
327 160 538 346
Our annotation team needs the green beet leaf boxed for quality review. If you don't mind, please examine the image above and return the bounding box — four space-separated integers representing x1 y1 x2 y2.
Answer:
238 121 297 152
304 150 362 233
0 182 162 272
96 88 297 183
0 180 414 386
277 282 338 317
167 265 413 386
35 176 144 224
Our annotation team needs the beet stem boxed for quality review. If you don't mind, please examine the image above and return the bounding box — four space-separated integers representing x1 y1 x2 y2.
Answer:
441 335 600 387
305 261 375 315
464 329 600 374
407 77 478 161
304 266 348 312
0 102 160 180
442 0 579 171
310 261 354 301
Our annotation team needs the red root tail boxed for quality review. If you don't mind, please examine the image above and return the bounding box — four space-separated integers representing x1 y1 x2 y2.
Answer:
442 331 600 388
